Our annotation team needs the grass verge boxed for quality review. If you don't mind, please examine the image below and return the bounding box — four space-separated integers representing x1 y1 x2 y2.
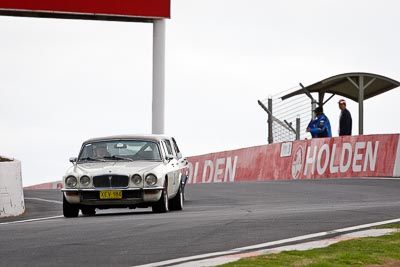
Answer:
219 225 400 267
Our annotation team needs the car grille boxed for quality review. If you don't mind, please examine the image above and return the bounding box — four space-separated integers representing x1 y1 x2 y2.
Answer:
93 175 129 188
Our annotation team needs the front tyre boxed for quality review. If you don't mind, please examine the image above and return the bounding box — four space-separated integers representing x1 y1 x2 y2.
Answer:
169 185 183 211
63 194 79 218
152 187 169 213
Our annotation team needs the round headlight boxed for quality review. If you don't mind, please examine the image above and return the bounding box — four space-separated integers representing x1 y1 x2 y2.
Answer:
131 174 142 185
145 174 157 186
80 176 91 186
65 176 78 187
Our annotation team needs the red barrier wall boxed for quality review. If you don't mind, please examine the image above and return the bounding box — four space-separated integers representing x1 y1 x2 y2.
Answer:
24 134 400 189
0 0 170 19
24 181 62 190
187 134 400 184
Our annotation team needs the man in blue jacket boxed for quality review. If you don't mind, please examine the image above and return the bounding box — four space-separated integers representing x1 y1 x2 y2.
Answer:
306 106 332 138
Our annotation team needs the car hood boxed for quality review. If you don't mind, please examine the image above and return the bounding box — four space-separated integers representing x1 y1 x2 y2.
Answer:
71 161 163 176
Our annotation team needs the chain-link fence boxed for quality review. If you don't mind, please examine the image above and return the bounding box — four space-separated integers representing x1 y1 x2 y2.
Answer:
258 85 313 143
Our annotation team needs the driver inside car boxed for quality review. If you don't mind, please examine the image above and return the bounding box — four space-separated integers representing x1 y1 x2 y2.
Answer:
93 144 110 158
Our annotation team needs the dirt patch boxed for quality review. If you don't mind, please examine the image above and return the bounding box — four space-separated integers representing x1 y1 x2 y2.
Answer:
366 259 400 267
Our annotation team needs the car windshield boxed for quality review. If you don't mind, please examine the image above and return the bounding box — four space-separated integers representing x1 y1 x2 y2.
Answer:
78 140 162 162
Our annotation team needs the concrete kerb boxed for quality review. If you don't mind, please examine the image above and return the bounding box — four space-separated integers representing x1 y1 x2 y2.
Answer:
0 156 25 218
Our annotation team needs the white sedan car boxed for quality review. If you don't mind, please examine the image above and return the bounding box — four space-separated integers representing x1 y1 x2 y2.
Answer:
62 135 188 217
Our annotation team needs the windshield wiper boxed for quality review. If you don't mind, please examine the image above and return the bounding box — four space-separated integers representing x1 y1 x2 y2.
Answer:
78 157 105 162
103 156 134 161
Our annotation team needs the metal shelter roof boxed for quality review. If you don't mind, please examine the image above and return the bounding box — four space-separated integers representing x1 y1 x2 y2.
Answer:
281 72 400 135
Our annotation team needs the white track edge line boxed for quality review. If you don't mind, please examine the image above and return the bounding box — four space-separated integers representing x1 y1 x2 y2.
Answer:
0 215 64 225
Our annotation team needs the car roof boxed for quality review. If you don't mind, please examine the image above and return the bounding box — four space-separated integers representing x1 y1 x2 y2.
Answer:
82 134 171 144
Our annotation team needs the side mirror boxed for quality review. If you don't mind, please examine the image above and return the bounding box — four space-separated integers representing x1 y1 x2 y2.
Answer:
165 154 174 161
181 174 188 186
69 157 77 163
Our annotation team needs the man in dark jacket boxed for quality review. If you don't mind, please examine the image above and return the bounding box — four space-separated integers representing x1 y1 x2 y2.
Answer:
338 99 352 136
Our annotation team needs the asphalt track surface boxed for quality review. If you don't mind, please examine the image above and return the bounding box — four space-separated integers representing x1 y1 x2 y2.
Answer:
1 178 400 267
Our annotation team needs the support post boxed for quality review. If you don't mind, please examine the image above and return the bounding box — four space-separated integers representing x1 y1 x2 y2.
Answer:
296 116 300 140
311 100 317 119
268 98 273 144
152 19 166 134
358 75 364 135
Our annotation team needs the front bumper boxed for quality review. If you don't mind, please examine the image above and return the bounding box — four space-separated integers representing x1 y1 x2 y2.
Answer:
62 187 164 206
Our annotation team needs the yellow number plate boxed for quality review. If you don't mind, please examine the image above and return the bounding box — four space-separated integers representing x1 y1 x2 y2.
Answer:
100 190 122 199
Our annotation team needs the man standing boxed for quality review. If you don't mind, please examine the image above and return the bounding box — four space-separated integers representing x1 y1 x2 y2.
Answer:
338 99 352 136
306 106 332 138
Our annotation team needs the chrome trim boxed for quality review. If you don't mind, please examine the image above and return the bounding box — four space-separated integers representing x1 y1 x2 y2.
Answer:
62 186 164 192
61 188 142 192
143 186 164 191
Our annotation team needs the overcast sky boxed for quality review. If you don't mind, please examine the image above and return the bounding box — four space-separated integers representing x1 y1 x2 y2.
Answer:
1 0 400 186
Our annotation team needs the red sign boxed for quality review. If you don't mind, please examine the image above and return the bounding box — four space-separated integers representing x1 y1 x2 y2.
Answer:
0 0 170 21
24 134 400 189
187 134 400 183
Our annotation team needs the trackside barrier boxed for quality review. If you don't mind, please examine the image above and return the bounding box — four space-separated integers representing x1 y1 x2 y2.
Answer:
0 156 25 218
21 133 400 189
24 181 62 190
187 134 400 183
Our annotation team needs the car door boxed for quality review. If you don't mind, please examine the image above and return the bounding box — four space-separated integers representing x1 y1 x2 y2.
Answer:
171 137 188 184
161 139 179 196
